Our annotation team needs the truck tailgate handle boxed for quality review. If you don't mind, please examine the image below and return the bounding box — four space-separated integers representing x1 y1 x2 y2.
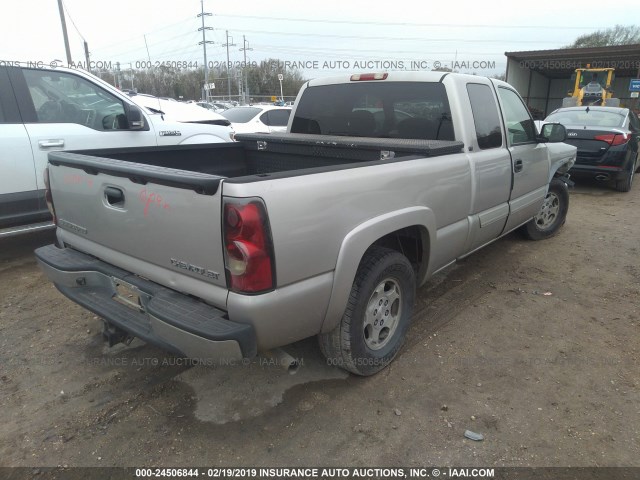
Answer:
514 159 524 172
104 187 125 207
38 139 65 148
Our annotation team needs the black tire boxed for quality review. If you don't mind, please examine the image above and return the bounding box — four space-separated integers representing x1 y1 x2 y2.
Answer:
615 157 636 193
319 246 416 376
522 178 569 240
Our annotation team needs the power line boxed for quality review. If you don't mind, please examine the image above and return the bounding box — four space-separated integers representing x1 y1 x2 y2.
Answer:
90 17 197 54
233 28 567 44
92 31 202 62
215 13 603 30
61 0 86 42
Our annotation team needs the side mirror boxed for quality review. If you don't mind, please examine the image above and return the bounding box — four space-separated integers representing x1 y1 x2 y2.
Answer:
125 104 145 130
539 123 567 143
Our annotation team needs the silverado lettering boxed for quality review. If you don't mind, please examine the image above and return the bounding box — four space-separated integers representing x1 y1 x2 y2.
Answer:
170 258 220 279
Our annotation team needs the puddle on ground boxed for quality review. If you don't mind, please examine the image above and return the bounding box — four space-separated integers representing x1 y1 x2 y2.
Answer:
175 342 348 424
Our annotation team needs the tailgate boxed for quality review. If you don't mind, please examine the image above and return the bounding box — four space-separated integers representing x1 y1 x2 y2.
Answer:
47 151 228 293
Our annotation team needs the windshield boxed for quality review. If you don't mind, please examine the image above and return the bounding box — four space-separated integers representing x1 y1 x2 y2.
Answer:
221 107 261 123
578 71 607 89
546 109 625 128
291 81 454 139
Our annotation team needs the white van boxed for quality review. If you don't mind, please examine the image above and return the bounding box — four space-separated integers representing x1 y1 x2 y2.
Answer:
0 65 234 236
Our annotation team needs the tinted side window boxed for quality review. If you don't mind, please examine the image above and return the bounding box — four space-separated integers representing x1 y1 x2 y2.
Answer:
259 111 271 125
267 109 291 127
0 67 17 123
497 87 536 145
629 112 640 132
22 69 128 130
466 83 502 149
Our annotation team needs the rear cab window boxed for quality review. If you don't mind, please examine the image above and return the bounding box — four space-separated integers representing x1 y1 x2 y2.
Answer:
291 81 454 140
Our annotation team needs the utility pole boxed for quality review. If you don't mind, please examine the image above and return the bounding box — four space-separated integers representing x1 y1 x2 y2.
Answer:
57 0 72 66
239 35 253 104
115 62 121 89
222 31 236 101
83 41 91 73
634 65 640 112
197 0 213 102
129 63 135 90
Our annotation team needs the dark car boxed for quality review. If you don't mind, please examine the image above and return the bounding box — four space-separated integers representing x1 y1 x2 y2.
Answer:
544 106 639 192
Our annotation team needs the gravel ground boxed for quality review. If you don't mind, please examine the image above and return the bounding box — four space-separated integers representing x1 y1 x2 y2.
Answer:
0 179 638 472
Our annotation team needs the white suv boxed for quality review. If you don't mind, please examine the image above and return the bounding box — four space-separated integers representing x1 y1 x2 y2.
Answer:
0 65 234 236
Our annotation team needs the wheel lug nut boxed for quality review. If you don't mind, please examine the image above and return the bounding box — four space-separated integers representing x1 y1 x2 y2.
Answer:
374 320 378 326
385 310 389 316
379 300 383 306
384 300 388 306
374 309 377 315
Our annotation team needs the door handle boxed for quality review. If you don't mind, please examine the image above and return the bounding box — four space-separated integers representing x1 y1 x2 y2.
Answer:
514 159 524 173
38 139 65 148
104 187 125 207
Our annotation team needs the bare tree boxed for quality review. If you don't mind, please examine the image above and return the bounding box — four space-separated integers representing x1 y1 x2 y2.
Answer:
567 25 640 48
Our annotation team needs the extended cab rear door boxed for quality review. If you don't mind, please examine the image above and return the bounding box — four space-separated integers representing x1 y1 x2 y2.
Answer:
0 66 42 228
495 86 550 232
8 67 159 199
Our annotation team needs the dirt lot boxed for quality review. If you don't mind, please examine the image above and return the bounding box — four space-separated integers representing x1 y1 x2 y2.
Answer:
1 179 639 470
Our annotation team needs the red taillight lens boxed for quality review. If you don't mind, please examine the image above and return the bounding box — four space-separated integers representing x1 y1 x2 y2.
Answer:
43 167 57 224
594 133 630 146
223 199 275 294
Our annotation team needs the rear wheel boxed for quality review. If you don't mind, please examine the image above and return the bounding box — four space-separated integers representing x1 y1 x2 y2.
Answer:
319 246 416 376
522 178 569 240
615 157 637 193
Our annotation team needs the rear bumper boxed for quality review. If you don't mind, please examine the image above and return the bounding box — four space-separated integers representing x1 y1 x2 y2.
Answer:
35 244 257 361
570 164 627 180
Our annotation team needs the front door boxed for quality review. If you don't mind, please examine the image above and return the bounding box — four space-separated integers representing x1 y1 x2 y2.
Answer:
0 67 42 227
9 67 159 198
496 87 550 232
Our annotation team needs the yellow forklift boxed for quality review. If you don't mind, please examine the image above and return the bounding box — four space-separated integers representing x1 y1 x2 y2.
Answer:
562 67 620 107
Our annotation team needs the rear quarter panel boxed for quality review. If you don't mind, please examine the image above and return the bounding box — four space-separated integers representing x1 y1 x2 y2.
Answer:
222 152 473 289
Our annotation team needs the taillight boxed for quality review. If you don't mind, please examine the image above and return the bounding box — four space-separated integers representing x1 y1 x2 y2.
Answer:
594 133 630 146
350 73 388 81
43 167 57 224
223 198 275 294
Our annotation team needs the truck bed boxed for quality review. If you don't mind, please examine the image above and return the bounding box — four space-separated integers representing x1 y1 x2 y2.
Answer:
49 133 463 195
